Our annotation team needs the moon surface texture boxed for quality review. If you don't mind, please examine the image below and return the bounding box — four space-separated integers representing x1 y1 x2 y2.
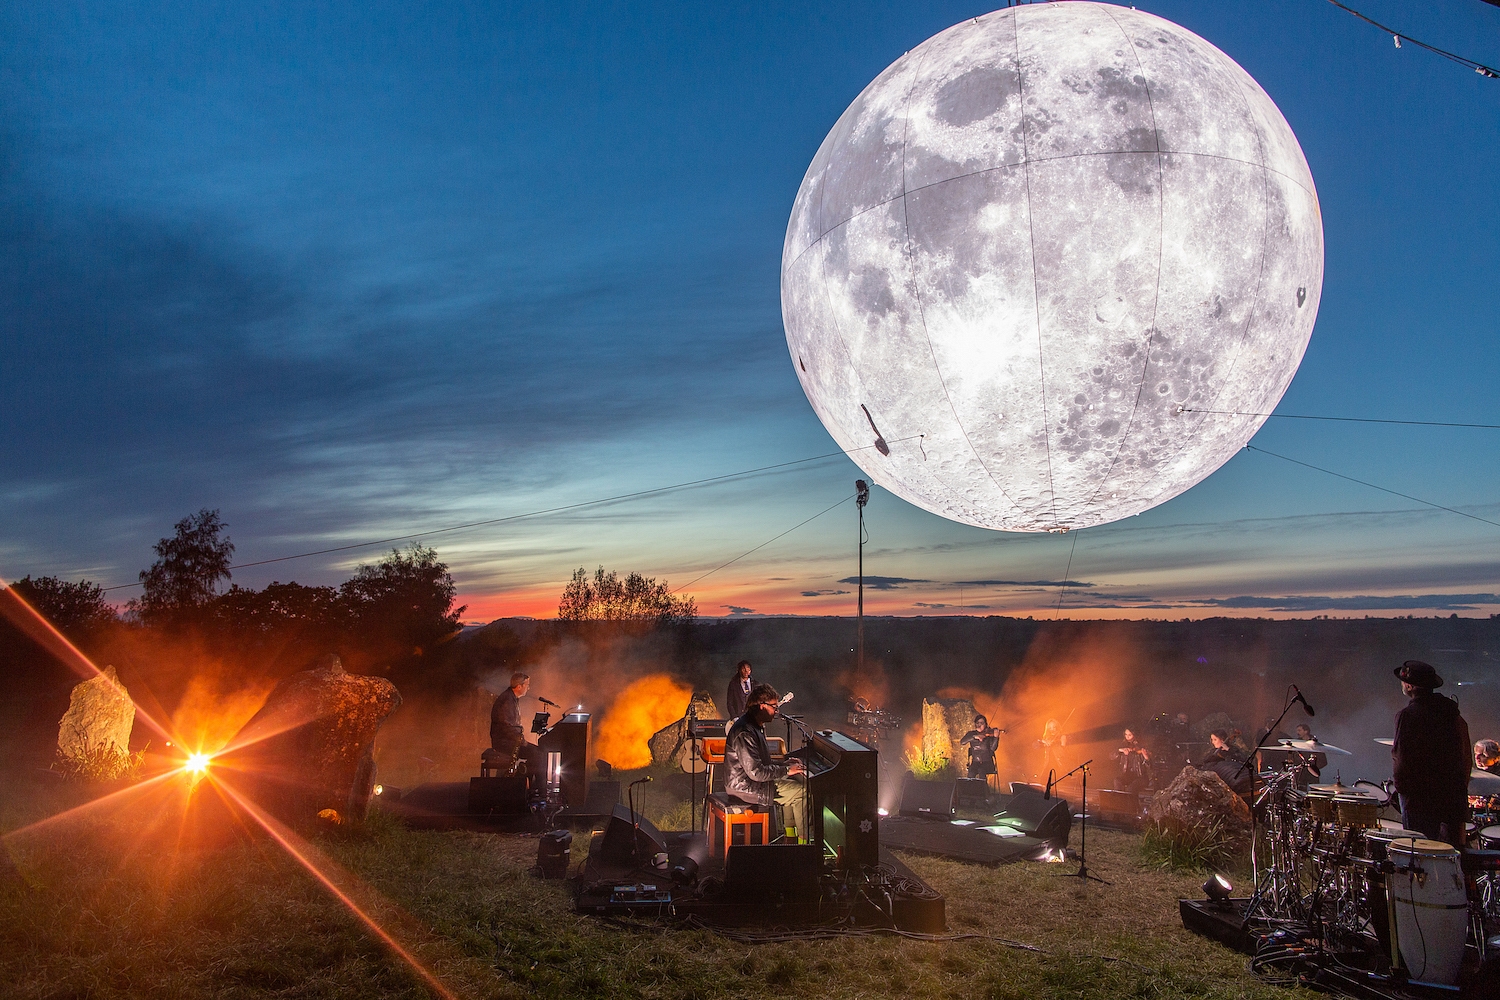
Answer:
781 3 1323 532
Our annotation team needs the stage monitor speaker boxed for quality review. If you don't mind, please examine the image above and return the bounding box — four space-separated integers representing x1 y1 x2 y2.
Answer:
596 803 668 866
994 785 1072 845
468 776 529 816
722 844 822 905
1095 788 1143 821
955 777 990 806
899 778 957 819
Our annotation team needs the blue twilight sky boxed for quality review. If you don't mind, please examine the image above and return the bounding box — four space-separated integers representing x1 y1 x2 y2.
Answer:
1 0 1496 620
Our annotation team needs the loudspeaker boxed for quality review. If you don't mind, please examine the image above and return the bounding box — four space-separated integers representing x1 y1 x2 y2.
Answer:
955 778 990 806
899 778 957 819
994 785 1072 845
1095 788 1143 822
722 844 823 905
468 776 529 815
537 829 572 878
596 803 668 866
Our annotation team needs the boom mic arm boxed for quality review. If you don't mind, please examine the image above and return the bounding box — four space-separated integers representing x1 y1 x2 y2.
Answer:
1291 685 1316 717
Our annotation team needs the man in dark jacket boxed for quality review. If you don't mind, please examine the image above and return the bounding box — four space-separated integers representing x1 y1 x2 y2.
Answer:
1392 660 1471 845
490 671 544 787
725 683 807 841
725 660 753 722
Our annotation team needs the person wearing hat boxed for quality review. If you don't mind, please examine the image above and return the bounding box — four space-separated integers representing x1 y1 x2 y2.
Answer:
1391 660 1471 845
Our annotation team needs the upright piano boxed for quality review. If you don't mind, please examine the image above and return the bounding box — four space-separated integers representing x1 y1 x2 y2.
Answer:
789 730 880 869
537 711 590 808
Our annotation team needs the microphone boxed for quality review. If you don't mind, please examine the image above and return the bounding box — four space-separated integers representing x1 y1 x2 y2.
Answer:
538 697 559 707
630 775 653 786
1291 686 1316 717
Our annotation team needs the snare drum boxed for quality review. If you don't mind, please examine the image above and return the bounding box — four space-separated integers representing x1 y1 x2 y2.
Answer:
1334 793 1380 829
1481 825 1500 851
1388 839 1468 985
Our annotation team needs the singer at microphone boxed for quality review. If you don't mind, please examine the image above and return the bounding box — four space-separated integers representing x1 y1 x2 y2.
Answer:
724 683 808 842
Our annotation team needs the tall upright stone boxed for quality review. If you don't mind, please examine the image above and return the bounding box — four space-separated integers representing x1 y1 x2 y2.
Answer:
648 691 720 770
921 696 977 772
57 665 135 760
224 654 401 823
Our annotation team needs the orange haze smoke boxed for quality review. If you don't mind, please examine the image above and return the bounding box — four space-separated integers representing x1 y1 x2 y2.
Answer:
172 673 276 756
593 673 693 770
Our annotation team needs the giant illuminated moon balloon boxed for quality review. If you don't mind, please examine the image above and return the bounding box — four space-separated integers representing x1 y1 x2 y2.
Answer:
782 3 1323 531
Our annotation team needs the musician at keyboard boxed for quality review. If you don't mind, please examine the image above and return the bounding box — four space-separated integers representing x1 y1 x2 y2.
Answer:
725 683 808 842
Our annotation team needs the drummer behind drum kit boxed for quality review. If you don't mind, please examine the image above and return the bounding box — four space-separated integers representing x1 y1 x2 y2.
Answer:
1238 736 1498 988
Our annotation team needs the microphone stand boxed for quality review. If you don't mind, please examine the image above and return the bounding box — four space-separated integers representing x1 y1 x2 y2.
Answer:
687 701 698 836
783 714 814 845
628 776 651 867
1053 759 1106 884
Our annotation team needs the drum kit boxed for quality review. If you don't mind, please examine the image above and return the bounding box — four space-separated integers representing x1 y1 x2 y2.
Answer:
1241 736 1490 986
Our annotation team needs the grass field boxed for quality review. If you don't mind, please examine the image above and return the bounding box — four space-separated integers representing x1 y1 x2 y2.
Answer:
0 775 1318 1000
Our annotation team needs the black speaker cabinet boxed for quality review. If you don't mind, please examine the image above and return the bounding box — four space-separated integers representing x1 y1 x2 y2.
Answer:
596 803 668 866
899 778 957 819
722 843 823 905
994 785 1072 845
468 776 529 816
955 777 990 806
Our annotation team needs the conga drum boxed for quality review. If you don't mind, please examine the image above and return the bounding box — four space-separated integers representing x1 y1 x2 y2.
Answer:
1388 839 1468 985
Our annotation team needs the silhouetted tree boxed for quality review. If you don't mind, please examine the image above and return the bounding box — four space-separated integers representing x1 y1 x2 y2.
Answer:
209 581 342 636
132 509 235 621
8 576 118 635
339 544 464 665
558 566 696 625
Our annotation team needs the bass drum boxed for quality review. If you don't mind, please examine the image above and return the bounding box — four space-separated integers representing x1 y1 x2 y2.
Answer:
1389 839 1469 985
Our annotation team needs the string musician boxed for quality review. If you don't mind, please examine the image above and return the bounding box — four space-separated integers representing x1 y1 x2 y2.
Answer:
960 715 1001 784
1111 728 1152 793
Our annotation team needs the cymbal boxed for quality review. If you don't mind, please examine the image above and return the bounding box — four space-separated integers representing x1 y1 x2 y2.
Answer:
1374 738 1394 746
1472 768 1500 783
1281 738 1351 755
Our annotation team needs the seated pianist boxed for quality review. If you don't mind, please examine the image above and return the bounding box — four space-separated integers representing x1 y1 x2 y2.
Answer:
725 683 807 842
489 671 546 791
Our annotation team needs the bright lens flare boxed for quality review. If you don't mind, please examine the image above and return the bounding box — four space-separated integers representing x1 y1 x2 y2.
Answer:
185 753 211 775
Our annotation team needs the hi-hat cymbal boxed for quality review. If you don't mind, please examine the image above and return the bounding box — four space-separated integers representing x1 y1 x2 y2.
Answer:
1374 738 1394 746
1281 738 1351 755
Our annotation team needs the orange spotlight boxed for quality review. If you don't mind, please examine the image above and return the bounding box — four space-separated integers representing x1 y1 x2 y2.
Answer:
185 753 211 775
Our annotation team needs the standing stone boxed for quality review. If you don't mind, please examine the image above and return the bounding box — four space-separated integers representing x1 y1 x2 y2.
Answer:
648 691 720 769
225 655 401 823
1145 766 1254 852
921 697 977 772
57 665 135 760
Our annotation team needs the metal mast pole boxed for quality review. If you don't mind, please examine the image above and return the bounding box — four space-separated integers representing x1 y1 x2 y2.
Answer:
855 479 869 674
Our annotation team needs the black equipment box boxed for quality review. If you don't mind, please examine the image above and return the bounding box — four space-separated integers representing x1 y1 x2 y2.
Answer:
468 776 529 816
722 844 823 906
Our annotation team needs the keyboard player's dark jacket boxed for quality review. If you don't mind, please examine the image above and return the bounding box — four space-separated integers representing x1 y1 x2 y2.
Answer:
725 712 789 806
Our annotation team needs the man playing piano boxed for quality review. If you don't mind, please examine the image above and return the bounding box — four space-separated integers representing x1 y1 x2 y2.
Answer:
725 683 808 842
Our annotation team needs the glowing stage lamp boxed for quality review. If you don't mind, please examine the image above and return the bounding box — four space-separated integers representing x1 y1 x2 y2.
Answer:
1202 873 1233 904
184 753 211 775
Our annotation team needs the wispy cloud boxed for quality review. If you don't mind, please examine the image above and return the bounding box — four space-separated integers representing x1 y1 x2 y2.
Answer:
837 576 929 591
801 589 851 597
953 579 1093 588
1192 594 1500 612
721 604 757 616
914 601 991 610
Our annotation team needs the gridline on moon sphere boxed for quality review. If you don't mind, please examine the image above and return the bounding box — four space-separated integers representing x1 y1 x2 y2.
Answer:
781 2 1323 532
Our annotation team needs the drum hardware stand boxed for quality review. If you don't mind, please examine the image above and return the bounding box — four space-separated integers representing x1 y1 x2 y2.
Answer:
1240 689 1312 929
1053 759 1107 884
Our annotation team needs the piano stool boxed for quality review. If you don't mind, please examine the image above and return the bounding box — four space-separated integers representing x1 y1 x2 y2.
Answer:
480 746 524 778
706 792 772 859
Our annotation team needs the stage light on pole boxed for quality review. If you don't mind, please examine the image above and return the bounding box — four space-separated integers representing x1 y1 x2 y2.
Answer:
856 479 869 675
